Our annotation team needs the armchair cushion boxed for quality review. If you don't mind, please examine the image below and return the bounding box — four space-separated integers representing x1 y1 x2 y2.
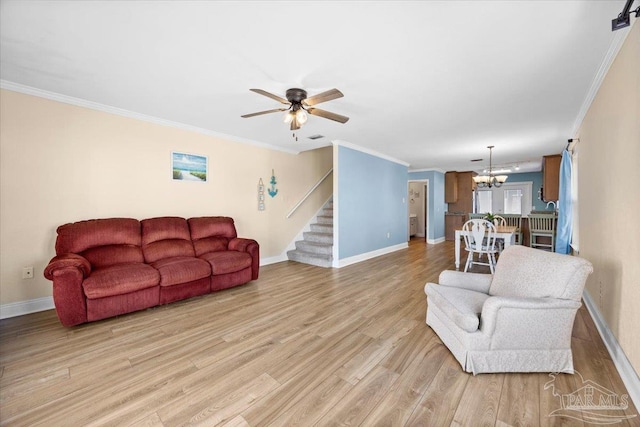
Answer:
489 245 592 300
437 270 492 294
425 283 489 332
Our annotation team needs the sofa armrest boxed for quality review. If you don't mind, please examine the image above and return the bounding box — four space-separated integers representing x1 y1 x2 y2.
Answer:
44 253 91 280
43 253 91 327
436 270 492 294
229 238 260 280
480 296 581 349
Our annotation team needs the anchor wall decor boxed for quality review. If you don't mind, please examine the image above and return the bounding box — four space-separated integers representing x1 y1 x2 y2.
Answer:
268 169 278 198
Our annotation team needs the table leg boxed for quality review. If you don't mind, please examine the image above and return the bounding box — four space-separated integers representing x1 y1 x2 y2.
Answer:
504 232 515 249
455 230 461 270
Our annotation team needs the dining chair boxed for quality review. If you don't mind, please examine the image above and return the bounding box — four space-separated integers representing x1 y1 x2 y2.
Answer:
462 219 499 273
501 214 523 245
529 213 557 251
492 215 506 226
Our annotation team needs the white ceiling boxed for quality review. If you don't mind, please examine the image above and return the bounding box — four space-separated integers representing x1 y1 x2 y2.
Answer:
0 1 633 173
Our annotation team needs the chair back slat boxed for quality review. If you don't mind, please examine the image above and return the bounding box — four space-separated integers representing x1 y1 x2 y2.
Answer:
529 214 556 232
501 214 522 228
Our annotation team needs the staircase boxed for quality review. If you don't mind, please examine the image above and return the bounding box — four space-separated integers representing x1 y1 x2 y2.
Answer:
287 200 333 268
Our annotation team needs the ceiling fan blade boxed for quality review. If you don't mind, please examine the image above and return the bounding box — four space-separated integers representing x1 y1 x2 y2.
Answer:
307 107 349 124
241 108 288 118
303 88 344 106
249 88 289 105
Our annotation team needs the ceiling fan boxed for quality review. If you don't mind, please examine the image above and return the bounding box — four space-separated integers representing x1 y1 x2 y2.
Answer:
241 88 349 131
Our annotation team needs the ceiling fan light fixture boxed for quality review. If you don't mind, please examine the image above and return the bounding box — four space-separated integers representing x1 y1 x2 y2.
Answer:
295 109 308 124
243 87 348 136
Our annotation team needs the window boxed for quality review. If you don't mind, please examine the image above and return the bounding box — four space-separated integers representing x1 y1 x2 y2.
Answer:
474 182 532 215
504 189 523 214
476 190 492 214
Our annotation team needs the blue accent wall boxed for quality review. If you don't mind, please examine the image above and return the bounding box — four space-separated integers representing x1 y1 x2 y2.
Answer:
337 145 408 259
408 170 446 242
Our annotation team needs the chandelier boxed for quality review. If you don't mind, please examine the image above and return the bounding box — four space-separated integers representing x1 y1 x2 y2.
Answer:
473 145 508 188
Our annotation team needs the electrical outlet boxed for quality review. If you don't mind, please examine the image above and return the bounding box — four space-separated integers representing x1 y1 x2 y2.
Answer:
22 266 34 279
387 232 391 239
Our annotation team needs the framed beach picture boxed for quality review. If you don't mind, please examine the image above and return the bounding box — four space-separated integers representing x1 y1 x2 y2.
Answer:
172 151 208 182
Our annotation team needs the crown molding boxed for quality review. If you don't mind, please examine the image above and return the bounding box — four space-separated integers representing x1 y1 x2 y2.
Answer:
0 80 300 155
332 140 410 167
408 168 446 174
571 21 636 136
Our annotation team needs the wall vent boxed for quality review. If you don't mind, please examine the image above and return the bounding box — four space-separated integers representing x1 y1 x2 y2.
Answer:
308 134 324 140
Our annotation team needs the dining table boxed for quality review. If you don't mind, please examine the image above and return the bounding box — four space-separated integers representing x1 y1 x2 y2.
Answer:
454 225 517 270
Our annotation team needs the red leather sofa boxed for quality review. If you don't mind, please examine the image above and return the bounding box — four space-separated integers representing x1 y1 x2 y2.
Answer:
44 216 259 326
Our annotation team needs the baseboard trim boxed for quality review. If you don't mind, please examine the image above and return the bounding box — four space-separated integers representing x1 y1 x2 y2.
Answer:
260 255 289 266
0 296 55 320
333 242 408 268
582 289 640 410
427 237 446 244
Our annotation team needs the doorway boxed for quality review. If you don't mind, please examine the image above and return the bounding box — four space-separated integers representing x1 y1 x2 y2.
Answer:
407 180 429 242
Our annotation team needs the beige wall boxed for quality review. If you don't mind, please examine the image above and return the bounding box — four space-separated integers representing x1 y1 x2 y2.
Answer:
577 23 639 373
0 89 333 305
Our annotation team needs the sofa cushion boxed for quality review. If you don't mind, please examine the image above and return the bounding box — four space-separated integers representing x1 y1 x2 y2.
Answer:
199 251 252 275
83 263 160 299
141 217 195 263
189 217 237 256
151 256 211 287
192 237 229 256
82 244 144 268
56 218 143 268
425 283 489 332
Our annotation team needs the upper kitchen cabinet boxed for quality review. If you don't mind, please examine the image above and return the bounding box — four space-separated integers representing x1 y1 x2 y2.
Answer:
446 171 477 214
542 154 562 202
445 172 458 203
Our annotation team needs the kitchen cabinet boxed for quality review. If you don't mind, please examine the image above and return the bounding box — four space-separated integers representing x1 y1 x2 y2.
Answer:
542 154 562 202
445 214 465 241
446 171 476 215
445 172 458 203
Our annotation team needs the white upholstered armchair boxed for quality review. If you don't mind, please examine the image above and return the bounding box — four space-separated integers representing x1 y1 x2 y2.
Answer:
424 245 593 374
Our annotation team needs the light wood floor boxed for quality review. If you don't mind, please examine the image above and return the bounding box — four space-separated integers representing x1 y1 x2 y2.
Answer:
1 240 637 426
